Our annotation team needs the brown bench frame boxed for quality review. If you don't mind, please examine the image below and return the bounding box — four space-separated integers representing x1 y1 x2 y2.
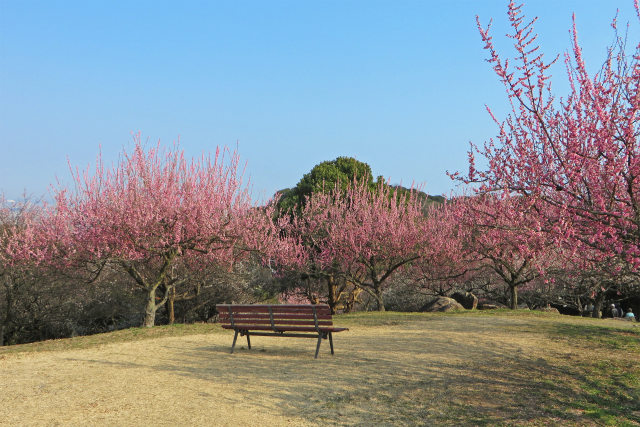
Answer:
216 304 348 359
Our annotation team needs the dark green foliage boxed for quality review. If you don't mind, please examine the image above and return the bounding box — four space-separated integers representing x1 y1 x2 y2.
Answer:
275 156 444 216
387 184 444 214
276 157 375 214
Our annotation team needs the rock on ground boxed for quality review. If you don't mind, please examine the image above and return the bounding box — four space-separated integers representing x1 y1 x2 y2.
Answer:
421 297 464 312
451 291 478 310
477 302 508 310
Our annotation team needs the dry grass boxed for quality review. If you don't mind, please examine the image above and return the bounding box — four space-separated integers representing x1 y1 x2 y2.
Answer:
1 311 638 426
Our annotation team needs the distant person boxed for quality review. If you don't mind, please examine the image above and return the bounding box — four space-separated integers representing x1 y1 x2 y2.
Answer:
624 308 636 321
610 304 620 318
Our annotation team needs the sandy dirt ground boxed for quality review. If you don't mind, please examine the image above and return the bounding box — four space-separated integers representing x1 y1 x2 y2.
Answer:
1 315 637 426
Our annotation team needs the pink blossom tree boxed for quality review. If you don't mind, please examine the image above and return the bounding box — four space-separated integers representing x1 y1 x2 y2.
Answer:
407 200 481 297
48 135 286 327
543 242 634 317
280 190 361 314
455 2 640 289
448 195 554 309
291 180 430 311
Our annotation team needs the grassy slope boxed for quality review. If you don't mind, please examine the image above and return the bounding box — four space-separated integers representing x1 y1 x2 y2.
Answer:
1 310 638 426
0 321 223 357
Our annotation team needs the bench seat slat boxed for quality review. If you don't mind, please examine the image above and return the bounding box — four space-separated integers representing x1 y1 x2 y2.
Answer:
218 313 333 321
218 304 331 309
221 324 348 333
218 319 333 326
221 309 332 316
217 304 331 314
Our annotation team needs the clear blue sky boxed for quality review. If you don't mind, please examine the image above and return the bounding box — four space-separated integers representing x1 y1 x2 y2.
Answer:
1 0 639 202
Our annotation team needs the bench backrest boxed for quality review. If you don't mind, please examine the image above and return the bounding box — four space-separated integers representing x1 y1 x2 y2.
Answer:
216 304 333 329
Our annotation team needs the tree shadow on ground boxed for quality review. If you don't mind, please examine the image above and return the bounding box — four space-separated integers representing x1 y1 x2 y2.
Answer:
66 317 640 426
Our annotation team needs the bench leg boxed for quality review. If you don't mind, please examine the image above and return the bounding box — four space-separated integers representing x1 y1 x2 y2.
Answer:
246 332 251 350
231 330 239 354
329 332 334 355
315 334 322 359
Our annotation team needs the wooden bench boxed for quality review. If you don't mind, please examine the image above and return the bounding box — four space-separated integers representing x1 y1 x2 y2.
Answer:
216 304 348 359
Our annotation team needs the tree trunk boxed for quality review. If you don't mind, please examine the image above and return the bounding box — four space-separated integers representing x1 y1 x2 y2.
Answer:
576 296 582 315
592 293 604 318
122 256 175 328
509 284 518 310
0 324 4 347
374 287 385 312
167 286 175 325
143 288 158 327
326 276 337 314
342 287 360 314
